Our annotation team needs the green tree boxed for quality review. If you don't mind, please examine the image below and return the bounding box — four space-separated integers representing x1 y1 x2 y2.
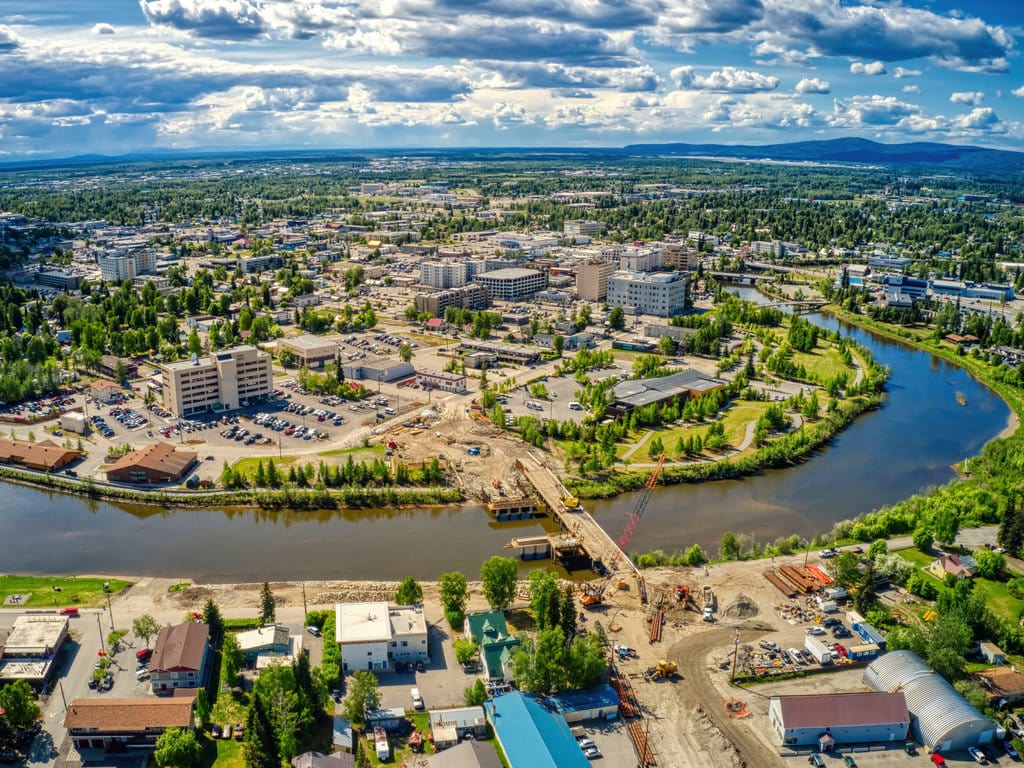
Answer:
481 556 518 610
133 613 160 646
933 508 960 546
464 678 488 706
974 550 1005 579
394 577 423 605
244 694 280 768
0 680 41 730
684 544 706 566
398 342 413 363
913 526 934 552
559 585 578 640
719 531 740 560
259 581 276 624
154 727 200 768
193 689 211 729
527 570 560 630
832 552 862 589
608 307 626 331
342 671 381 729
203 598 225 649
867 539 888 560
222 634 244 686
657 335 675 356
439 571 468 627
453 638 478 664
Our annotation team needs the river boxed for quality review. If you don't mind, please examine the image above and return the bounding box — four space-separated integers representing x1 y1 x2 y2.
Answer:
0 301 1011 581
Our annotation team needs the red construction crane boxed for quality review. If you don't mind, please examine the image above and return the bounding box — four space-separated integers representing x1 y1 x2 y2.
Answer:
616 452 667 552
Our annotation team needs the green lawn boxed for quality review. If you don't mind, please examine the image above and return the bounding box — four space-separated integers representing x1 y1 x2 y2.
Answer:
893 547 1024 623
789 345 854 383
317 445 384 459
201 735 244 768
0 575 131 608
612 402 770 460
231 455 298 475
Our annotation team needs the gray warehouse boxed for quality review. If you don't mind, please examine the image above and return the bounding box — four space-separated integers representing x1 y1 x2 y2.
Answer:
864 650 1002 753
768 692 910 747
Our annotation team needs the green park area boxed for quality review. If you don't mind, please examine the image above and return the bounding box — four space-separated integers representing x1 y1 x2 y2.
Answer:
0 575 131 608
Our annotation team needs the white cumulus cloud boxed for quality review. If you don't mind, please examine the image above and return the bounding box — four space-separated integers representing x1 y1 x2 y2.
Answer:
795 78 829 94
956 107 999 129
91 23 117 35
671 65 778 93
950 91 984 105
893 67 922 79
850 61 887 76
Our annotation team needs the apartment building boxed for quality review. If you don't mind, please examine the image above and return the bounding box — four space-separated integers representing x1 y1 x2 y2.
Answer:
607 271 688 317
575 260 615 301
660 243 701 271
336 602 429 672
563 219 604 237
161 344 272 416
415 284 490 317
420 260 468 289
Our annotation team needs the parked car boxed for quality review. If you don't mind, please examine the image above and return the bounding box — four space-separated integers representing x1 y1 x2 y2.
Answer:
1004 740 1020 760
136 648 152 662
222 724 232 740
583 745 601 760
211 725 222 739
306 625 321 637
904 741 918 756
843 756 857 768
968 746 988 765
411 688 424 710
930 754 946 767
233 724 244 740
808 755 826 768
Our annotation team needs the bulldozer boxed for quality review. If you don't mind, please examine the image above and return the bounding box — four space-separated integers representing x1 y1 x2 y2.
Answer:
648 660 679 680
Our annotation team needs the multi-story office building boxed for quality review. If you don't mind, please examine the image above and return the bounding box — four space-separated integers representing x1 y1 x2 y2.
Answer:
563 220 604 237
575 260 616 301
473 268 547 301
607 271 688 317
415 283 490 317
161 345 272 416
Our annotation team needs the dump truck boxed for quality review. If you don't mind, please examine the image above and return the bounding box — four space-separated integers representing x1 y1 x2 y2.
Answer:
702 585 714 609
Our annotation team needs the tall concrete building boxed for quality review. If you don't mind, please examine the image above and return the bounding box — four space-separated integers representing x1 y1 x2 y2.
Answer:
473 268 547 301
575 260 615 301
161 345 272 416
607 271 688 317
420 261 468 289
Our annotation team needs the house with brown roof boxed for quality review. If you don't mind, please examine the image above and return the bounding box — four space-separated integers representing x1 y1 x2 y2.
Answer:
975 667 1024 707
64 694 195 751
90 378 123 404
105 442 197 484
768 692 910 747
150 623 211 693
927 553 978 581
0 437 82 471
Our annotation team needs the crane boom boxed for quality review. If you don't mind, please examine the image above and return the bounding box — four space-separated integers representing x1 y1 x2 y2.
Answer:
616 452 666 552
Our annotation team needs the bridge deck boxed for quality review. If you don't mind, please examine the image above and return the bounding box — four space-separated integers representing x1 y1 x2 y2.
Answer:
515 453 636 578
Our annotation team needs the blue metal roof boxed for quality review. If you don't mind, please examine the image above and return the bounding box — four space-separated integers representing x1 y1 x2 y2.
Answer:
544 684 620 715
484 692 589 768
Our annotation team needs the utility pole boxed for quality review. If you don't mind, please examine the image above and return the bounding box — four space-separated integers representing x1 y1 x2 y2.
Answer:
58 680 68 711
96 613 106 658
302 583 308 619
730 630 740 683
105 586 114 631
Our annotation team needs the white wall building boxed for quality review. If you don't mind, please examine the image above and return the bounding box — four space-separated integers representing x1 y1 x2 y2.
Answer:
607 271 688 317
420 261 468 289
473 268 547 301
336 602 429 672
161 345 273 417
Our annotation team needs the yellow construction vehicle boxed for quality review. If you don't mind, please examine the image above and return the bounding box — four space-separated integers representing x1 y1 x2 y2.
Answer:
649 660 679 679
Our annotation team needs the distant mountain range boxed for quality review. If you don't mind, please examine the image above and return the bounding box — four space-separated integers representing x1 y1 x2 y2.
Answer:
622 137 1024 175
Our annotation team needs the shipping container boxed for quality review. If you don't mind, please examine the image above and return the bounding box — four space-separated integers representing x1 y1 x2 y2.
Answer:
804 634 834 665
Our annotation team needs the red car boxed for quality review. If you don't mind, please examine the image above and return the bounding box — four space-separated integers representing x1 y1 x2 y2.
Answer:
930 754 946 767
58 606 79 617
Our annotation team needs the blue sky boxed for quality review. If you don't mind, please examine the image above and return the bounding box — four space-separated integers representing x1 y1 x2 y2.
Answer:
1 0 1023 158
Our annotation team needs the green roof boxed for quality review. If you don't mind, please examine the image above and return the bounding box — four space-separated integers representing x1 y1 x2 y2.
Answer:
465 611 509 644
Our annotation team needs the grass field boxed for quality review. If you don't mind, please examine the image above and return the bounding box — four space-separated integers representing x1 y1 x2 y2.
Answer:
894 547 1024 623
789 345 854 383
0 575 131 608
613 401 769 460
317 445 384 459
231 455 298 475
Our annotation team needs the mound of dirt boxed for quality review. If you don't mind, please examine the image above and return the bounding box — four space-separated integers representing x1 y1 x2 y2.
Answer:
722 594 759 619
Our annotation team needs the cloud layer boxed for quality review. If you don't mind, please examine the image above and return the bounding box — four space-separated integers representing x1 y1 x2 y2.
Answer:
0 0 1020 156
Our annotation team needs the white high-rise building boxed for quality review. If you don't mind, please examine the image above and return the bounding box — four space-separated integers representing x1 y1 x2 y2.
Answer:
420 261 468 289
607 271 688 317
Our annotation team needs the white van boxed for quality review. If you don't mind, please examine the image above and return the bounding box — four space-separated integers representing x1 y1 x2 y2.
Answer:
568 402 583 410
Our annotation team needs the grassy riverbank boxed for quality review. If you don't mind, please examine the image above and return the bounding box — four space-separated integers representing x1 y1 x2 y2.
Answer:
0 465 463 510
0 575 131 608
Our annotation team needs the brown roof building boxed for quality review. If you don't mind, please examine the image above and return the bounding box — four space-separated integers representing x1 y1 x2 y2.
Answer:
90 378 123 403
768 692 910 747
150 622 211 694
976 667 1024 706
0 437 82 471
65 695 195 751
105 442 197 484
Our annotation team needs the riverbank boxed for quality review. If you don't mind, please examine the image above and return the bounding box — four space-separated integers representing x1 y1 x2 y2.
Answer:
0 465 463 510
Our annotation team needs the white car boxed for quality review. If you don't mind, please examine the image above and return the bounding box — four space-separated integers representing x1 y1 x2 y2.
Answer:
967 746 987 765
818 548 838 558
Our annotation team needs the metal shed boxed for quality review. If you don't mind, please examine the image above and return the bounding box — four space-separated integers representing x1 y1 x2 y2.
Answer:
864 650 1002 753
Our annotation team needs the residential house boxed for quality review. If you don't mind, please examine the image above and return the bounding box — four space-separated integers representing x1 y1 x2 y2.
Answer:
90 379 122 404
927 553 978 581
291 751 356 768
464 612 519 681
149 622 211 693
427 741 502 768
236 623 291 664
428 706 487 749
975 667 1024 707
64 694 195 751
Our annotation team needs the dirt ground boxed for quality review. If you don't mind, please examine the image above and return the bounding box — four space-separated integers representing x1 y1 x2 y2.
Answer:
111 548 875 768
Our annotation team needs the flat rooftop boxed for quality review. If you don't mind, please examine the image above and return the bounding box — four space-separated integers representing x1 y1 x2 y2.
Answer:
389 605 427 638
476 268 542 280
5 615 67 653
281 334 339 352
337 602 392 644
0 659 53 680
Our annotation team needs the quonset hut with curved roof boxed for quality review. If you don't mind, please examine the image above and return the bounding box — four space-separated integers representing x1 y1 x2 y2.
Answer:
864 650 1002 753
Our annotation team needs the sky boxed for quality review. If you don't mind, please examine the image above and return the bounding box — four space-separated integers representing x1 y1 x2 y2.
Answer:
1 0 1024 158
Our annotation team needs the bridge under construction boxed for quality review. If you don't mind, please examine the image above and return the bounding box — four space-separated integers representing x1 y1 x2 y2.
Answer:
506 453 642 587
